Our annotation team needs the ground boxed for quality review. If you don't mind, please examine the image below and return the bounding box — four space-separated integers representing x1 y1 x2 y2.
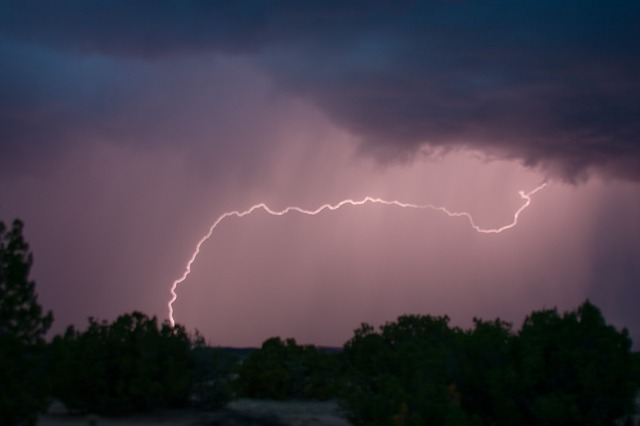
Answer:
39 399 352 426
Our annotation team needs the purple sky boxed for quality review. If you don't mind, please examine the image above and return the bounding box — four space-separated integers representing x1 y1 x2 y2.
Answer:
1 1 639 347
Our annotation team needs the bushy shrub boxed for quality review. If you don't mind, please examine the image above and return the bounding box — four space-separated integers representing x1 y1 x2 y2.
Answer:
236 337 340 400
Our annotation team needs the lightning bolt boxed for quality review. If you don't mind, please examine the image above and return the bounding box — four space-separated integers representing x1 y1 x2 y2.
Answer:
168 182 548 326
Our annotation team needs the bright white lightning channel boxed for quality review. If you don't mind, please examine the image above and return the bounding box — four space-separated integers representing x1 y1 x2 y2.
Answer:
168 183 548 326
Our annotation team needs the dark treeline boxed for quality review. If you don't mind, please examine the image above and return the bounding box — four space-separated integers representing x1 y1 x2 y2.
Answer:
340 308 639 425
2 217 640 425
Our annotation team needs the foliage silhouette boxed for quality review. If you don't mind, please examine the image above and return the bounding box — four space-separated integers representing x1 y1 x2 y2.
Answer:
0 218 53 425
515 301 636 424
190 345 238 410
341 315 479 425
452 318 520 424
236 337 340 400
340 302 637 426
50 311 196 415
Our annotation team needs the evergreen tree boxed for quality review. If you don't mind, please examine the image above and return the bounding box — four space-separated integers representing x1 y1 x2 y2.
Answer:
0 218 54 425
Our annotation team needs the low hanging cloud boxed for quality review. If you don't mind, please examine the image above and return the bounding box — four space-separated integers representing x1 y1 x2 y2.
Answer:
1 0 639 181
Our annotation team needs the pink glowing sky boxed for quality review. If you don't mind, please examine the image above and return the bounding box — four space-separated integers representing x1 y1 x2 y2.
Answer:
1 2 639 347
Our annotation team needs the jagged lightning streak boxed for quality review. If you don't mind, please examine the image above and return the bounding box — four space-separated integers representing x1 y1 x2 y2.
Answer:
168 182 547 326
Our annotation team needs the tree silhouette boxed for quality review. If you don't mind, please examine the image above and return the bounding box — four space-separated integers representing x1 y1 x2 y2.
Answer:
515 301 636 424
50 312 196 415
340 303 637 426
341 315 475 425
453 318 521 424
190 345 238 410
0 218 54 425
236 336 340 400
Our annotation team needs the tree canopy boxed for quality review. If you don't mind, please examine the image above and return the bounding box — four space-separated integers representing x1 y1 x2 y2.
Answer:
339 301 637 426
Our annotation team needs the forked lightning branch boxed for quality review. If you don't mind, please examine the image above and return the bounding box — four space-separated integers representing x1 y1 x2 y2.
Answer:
167 183 548 326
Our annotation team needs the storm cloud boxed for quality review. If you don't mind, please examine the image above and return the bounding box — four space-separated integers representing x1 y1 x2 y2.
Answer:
1 2 639 347
1 0 639 181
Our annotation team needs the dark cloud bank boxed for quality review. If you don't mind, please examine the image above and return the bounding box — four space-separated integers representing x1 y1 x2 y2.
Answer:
1 0 639 181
